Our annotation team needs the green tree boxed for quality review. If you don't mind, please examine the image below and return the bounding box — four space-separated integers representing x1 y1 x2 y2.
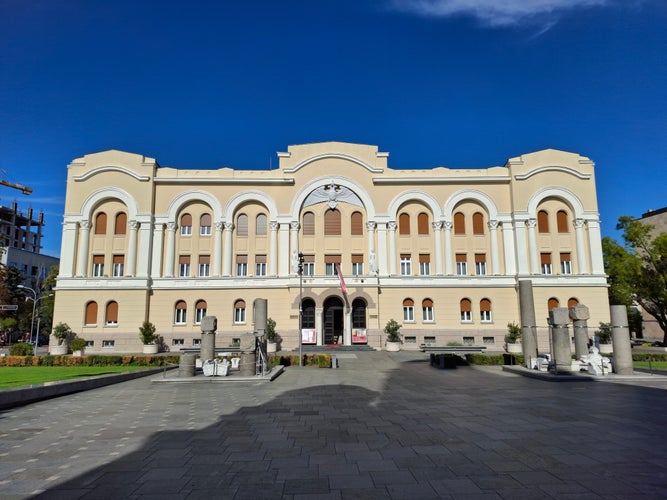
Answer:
604 216 667 344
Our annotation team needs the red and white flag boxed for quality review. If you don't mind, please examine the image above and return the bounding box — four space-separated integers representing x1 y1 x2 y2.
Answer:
335 263 347 294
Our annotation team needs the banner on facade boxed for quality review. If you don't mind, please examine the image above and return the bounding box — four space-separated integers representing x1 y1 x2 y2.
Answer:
301 328 316 344
352 328 367 343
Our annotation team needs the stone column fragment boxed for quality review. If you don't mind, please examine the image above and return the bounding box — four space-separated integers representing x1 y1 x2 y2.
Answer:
610 305 633 375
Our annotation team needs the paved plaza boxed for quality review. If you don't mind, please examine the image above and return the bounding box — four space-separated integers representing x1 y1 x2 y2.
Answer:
1 351 667 499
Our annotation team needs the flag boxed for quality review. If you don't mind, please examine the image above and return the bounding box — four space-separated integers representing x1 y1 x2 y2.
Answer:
335 263 347 294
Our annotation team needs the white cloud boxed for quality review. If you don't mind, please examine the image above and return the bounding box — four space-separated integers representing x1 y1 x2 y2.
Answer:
387 0 610 27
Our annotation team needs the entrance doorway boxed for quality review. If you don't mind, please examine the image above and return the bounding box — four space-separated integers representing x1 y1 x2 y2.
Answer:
323 296 344 345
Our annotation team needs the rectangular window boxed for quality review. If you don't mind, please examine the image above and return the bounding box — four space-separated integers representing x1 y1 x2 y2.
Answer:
541 253 552 275
179 255 191 277
424 336 436 345
404 336 417 344
198 255 210 277
192 338 201 346
255 255 267 276
181 225 192 236
325 255 340 276
560 252 572 275
102 340 115 348
403 305 414 322
423 306 434 322
456 254 467 276
236 255 248 277
480 310 492 322
200 224 211 236
483 337 495 345
172 339 185 346
234 307 246 324
419 254 430 276
475 254 486 275
302 254 314 276
400 254 412 276
112 255 124 277
462 336 475 346
92 255 104 277
195 308 206 324
461 310 472 322
174 308 187 324
351 254 363 276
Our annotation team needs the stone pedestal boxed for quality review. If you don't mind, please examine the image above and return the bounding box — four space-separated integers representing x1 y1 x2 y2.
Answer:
179 353 196 377
550 307 572 374
610 305 633 375
200 333 215 362
569 304 590 359
519 280 538 368
239 352 256 376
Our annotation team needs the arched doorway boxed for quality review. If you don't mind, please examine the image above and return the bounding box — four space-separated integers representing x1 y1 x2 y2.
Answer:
323 296 344 345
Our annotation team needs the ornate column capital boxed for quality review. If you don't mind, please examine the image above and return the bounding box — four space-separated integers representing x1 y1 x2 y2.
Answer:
128 220 139 231
488 220 499 230
166 222 177 232
443 221 453 231
214 221 224 231
224 222 234 232
432 221 443 231
270 221 279 231
290 221 300 231
526 218 537 229
80 220 91 230
366 221 376 231
573 218 586 229
388 221 397 232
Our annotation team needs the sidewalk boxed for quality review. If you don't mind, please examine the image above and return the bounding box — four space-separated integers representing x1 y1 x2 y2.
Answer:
1 351 666 499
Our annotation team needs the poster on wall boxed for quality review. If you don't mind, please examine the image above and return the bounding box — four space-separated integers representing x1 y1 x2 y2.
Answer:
352 328 367 343
301 328 316 344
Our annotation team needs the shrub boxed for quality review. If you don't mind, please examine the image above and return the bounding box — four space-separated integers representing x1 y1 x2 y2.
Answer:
505 322 522 344
9 342 33 356
69 337 87 352
52 323 74 345
595 322 612 344
446 341 463 346
384 319 402 342
139 321 158 345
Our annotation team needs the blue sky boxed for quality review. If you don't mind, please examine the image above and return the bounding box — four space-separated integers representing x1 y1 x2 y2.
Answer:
1 0 665 258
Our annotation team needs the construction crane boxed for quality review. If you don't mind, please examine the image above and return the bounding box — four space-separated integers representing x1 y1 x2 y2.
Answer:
0 179 32 195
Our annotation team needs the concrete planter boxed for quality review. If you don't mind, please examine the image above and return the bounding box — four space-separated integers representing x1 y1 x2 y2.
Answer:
386 341 401 352
143 344 159 354
266 341 277 353
50 344 68 355
72 350 84 357
506 343 522 354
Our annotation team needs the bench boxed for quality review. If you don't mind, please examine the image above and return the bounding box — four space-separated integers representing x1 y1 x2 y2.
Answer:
419 344 487 354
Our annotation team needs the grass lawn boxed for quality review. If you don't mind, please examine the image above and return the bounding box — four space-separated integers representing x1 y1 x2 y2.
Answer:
0 366 152 389
634 361 667 370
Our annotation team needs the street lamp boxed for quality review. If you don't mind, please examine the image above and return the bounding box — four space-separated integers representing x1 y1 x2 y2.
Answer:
298 252 304 367
18 285 53 355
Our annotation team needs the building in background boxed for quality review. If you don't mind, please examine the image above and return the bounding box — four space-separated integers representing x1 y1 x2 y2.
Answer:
53 142 610 353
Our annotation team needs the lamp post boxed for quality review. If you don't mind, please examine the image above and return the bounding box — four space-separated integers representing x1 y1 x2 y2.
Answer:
18 285 53 356
298 252 304 367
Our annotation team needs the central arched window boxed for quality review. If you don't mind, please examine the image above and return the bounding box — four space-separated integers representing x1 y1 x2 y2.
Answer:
460 298 472 322
95 213 107 235
303 212 315 236
538 210 549 233
422 298 434 322
472 212 484 235
114 212 127 235
351 212 363 236
200 213 212 236
403 298 415 322
454 212 465 234
236 214 248 237
256 214 267 236
174 300 187 324
234 299 246 324
85 301 98 326
195 300 207 324
180 214 192 236
418 213 429 235
399 213 410 235
557 210 569 233
105 301 118 325
324 209 341 235
480 298 492 322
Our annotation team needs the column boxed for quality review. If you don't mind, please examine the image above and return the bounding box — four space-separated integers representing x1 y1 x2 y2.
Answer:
223 222 233 276
279 222 290 276
165 222 176 277
514 220 529 275
501 221 517 276
388 221 397 275
376 223 388 276
366 221 377 273
587 219 604 274
269 221 279 276
344 308 352 346
76 221 91 277
213 221 223 276
574 219 588 274
443 221 453 275
316 307 324 346
488 220 500 275
126 220 138 277
151 223 164 278
59 221 79 277
433 221 443 275
610 304 633 375
526 218 539 274
137 219 152 277
519 279 539 368
290 221 300 275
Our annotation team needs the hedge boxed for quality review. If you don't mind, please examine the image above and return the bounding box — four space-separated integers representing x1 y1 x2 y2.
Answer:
268 354 332 368
0 355 180 367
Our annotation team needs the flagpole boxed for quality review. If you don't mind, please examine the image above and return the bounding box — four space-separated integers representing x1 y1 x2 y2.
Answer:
298 252 304 367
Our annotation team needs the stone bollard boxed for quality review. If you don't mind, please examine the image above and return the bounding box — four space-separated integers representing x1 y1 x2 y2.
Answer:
519 280 539 368
569 304 590 359
610 305 634 375
239 332 256 377
179 353 196 377
200 316 218 363
550 307 572 374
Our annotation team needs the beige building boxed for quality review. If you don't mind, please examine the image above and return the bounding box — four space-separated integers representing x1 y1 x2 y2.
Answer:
53 142 610 353
637 207 667 340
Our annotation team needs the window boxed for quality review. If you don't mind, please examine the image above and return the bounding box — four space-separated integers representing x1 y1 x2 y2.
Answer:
560 252 572 274
114 213 127 235
541 253 552 275
303 254 315 276
198 255 210 277
537 210 549 233
255 255 267 276
400 254 412 275
352 298 367 328
195 300 207 324
456 254 467 276
112 255 124 277
324 209 341 235
85 301 97 326
399 213 410 235
92 255 104 277
403 298 415 322
475 254 487 275
483 337 495 345
172 339 184 346
351 212 363 236
302 299 316 329
180 214 192 236
105 301 118 325
200 214 212 236
236 214 248 237
234 299 246 324
325 255 340 276
568 297 579 308
548 298 560 311
192 338 201 347
174 300 187 324
462 336 474 346
236 255 248 276
422 298 434 322
94 212 107 234
460 298 472 322
419 254 430 275
256 214 267 236
454 212 465 235
351 254 363 276
557 210 569 233
102 340 115 348
179 255 191 277
303 212 315 236
472 212 484 235
418 213 429 235
480 298 492 322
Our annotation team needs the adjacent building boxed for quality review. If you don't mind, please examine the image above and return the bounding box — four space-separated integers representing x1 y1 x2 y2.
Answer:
53 142 610 353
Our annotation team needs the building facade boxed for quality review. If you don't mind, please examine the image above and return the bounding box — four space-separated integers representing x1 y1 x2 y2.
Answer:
53 142 610 353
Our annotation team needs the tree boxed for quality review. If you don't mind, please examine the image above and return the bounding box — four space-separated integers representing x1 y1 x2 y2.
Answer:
603 216 667 344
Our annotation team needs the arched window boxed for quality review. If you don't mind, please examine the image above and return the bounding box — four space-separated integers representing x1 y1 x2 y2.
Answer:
114 212 127 235
195 300 207 324
537 210 549 233
302 298 316 329
105 301 118 325
256 214 267 236
422 298 434 322
174 300 187 324
180 213 192 236
480 298 492 323
399 213 410 235
472 212 485 235
460 298 472 322
352 298 367 328
324 209 341 236
303 212 315 236
85 301 98 326
548 298 560 311
351 212 363 236
418 213 429 235
234 299 246 324
200 213 212 236
236 214 248 237
568 297 579 308
454 212 465 235
557 210 569 233
94 212 107 235
402 298 415 322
